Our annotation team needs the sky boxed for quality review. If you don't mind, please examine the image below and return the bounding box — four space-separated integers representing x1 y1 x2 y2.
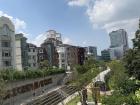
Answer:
0 0 140 55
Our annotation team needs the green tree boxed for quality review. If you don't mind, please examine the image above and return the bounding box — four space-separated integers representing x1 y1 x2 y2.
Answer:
102 92 138 105
0 79 7 105
123 19 140 80
39 60 49 69
107 61 128 89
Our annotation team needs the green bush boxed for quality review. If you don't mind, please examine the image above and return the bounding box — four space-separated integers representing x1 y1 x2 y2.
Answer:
0 67 65 81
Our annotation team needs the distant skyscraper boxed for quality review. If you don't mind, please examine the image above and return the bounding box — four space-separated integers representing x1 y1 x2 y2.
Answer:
85 46 97 59
109 29 129 60
109 29 129 50
101 49 111 61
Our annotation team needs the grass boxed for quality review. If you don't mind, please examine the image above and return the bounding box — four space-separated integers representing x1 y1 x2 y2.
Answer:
66 96 80 105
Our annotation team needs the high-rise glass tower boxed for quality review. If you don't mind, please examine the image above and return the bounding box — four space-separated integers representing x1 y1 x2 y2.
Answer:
109 29 129 60
109 29 129 50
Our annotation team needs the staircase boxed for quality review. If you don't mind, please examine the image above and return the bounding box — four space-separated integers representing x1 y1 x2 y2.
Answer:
26 85 78 105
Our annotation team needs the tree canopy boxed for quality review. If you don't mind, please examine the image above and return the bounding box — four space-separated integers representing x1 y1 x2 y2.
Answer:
123 19 140 80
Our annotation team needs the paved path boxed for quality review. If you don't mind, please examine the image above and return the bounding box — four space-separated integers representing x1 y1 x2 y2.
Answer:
93 67 111 83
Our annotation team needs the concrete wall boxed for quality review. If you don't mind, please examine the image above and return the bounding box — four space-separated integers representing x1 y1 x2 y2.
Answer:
15 40 23 71
4 73 65 105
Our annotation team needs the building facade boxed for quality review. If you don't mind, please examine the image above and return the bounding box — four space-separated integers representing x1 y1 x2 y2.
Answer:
109 45 124 60
109 29 129 60
41 41 58 67
109 29 129 49
56 44 68 69
0 16 16 69
77 47 85 65
84 46 97 59
57 44 85 71
27 43 38 69
37 47 47 68
15 33 28 70
101 49 111 61
44 30 62 46
40 30 62 67
66 45 78 70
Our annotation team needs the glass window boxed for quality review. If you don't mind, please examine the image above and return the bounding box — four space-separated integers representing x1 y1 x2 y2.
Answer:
61 54 64 57
1 41 10 47
33 63 36 67
33 49 35 52
3 61 11 66
2 51 11 57
62 59 65 62
28 55 31 59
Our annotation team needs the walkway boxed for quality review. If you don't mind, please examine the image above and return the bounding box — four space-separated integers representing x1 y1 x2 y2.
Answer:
93 67 111 83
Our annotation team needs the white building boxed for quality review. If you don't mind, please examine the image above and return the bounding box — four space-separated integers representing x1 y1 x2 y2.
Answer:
0 16 16 69
56 45 68 70
44 30 62 46
15 33 28 70
27 43 38 69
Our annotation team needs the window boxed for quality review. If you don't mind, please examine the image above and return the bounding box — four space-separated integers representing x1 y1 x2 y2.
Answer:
33 63 36 67
28 55 31 59
28 64 31 67
61 54 64 57
1 41 10 47
40 56 43 60
2 51 11 57
3 61 11 66
3 24 9 35
62 64 65 68
62 59 65 62
33 49 35 52
32 56 36 60
39 49 43 53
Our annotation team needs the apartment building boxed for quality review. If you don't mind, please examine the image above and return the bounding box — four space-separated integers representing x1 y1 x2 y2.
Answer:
0 16 16 69
15 33 28 70
27 43 38 69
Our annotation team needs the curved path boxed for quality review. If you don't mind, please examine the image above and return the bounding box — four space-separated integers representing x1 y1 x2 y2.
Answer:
93 67 111 83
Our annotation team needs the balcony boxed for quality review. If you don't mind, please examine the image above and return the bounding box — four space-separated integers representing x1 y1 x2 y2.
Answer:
2 56 12 60
0 35 11 41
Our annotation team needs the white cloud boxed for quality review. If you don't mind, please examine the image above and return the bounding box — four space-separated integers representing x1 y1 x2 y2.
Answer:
14 18 26 31
63 37 73 44
68 0 89 6
30 33 46 47
86 0 140 24
67 0 140 47
0 11 26 32
18 31 29 37
103 18 138 34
